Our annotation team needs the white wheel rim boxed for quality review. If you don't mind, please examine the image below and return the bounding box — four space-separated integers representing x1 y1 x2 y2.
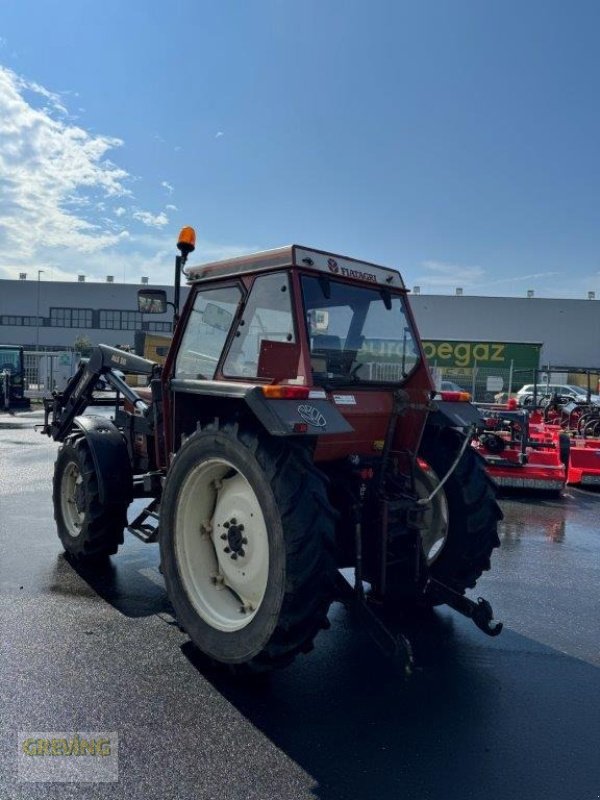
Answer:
60 460 85 538
175 458 269 632
414 463 449 563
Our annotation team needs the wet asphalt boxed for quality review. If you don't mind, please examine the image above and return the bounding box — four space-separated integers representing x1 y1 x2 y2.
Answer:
1 409 599 800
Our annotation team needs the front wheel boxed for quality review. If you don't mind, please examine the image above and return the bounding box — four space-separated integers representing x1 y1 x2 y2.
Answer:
53 436 127 560
159 424 336 671
416 427 502 596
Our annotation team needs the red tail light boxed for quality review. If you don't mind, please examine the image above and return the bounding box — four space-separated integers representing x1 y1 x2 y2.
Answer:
439 390 471 402
261 385 310 400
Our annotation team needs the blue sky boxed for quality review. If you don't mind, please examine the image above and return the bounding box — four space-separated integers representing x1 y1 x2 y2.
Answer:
1 0 600 297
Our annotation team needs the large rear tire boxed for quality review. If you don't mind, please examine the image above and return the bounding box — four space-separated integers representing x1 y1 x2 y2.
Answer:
416 427 502 595
53 436 127 560
159 423 336 672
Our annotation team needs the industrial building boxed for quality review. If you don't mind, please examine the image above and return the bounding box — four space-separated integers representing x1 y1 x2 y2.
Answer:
1 274 598 396
0 276 178 351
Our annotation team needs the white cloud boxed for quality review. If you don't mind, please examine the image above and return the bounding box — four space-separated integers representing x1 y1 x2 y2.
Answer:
161 180 174 195
215 131 224 138
0 65 180 266
0 231 259 284
411 260 595 298
417 259 485 288
0 65 132 258
132 210 169 228
472 271 559 290
0 65 255 285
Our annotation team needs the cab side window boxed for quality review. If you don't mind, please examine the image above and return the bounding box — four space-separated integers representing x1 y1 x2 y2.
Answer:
175 285 241 379
223 273 295 378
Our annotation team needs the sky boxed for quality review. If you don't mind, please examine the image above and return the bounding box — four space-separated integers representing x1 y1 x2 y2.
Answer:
1 0 600 297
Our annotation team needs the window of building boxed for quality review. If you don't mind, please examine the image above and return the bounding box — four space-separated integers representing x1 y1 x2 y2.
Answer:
99 309 143 330
122 311 142 330
71 309 93 327
50 308 93 328
0 315 43 326
99 310 119 329
146 321 172 333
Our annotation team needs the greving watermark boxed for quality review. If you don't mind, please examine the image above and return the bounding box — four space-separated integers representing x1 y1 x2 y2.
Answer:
17 732 119 782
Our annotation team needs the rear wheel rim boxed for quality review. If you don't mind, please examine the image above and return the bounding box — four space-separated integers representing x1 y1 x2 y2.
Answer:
60 461 85 538
174 458 269 632
414 463 449 563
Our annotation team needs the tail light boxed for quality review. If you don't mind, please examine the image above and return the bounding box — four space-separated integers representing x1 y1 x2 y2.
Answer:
439 390 471 402
261 385 310 400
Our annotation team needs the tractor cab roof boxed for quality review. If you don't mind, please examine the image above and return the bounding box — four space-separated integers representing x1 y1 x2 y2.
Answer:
185 245 405 290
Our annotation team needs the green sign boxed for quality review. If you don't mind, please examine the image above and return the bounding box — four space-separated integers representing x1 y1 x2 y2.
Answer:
421 340 541 370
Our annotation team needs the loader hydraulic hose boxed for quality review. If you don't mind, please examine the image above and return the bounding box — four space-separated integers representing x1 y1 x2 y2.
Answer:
416 424 475 506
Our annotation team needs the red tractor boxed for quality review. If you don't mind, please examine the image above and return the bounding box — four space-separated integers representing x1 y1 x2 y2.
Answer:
43 229 502 672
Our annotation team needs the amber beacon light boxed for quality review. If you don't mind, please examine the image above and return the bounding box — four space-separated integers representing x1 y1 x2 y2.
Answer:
174 225 197 325
177 226 196 258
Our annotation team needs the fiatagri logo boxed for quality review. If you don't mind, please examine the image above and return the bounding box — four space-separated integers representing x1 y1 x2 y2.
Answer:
327 258 376 283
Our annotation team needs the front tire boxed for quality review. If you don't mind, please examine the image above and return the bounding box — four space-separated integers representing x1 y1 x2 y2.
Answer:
159 424 336 671
53 436 127 560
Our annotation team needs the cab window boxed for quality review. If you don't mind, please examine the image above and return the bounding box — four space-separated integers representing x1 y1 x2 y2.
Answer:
175 285 241 379
223 273 296 378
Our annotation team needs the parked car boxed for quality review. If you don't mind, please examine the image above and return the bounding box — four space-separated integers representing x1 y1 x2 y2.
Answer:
516 383 600 406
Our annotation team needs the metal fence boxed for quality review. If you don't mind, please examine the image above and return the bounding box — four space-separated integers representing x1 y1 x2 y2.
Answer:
368 358 539 403
436 362 538 403
23 350 78 398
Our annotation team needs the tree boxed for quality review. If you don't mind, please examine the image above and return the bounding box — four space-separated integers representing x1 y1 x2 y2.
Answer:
73 335 93 357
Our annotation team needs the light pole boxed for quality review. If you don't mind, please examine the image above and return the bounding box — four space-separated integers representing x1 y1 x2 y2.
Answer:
36 270 44 353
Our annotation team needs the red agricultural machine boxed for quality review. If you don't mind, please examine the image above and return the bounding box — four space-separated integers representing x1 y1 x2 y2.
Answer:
535 399 600 487
472 406 570 492
43 229 502 673
474 391 600 492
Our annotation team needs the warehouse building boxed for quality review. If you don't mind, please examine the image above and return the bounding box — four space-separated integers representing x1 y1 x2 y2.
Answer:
0 275 598 397
0 277 178 350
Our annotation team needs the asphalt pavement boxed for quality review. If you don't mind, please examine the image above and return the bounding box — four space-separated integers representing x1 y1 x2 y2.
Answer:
1 409 599 800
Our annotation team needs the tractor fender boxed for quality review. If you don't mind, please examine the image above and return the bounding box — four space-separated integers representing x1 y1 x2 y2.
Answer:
426 400 484 430
244 388 354 436
72 415 133 506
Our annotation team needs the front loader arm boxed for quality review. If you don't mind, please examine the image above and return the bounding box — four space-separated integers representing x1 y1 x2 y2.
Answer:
42 344 158 442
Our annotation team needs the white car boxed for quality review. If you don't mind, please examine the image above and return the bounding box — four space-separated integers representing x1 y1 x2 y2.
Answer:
516 383 600 406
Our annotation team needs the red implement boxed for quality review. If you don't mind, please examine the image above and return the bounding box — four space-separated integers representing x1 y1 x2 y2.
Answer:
473 407 567 492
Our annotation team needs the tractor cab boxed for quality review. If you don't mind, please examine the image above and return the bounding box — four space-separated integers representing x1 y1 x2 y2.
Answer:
142 245 476 463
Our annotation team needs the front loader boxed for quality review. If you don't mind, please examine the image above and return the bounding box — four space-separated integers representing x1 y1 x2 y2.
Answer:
43 229 502 673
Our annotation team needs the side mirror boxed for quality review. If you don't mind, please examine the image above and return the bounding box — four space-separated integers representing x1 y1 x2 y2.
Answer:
138 289 167 314
202 302 233 331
